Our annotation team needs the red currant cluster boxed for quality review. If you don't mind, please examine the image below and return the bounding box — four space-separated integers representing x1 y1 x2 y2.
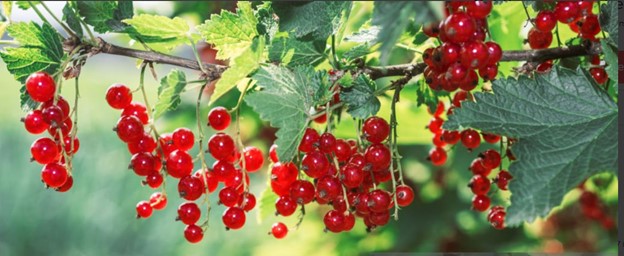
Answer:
425 100 515 230
422 1 501 97
267 116 415 238
529 1 608 83
577 182 615 230
23 72 78 192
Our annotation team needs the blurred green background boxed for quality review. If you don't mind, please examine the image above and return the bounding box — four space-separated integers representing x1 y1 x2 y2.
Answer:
0 2 617 255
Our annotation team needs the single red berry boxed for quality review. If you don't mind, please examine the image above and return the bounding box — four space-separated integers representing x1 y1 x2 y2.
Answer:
590 67 608 84
105 84 132 109
315 175 341 202
219 186 240 207
58 135 80 155
342 212 356 231
460 129 481 149
222 207 246 230
54 175 73 192
466 0 492 19
472 195 491 212
275 195 298 216
270 162 298 187
115 116 144 143
289 180 315 204
269 144 278 163
365 144 391 170
527 27 553 49
313 112 327 124
460 41 488 69
136 201 153 218
479 64 498 81
334 139 352 162
31 137 60 164
271 222 288 239
495 170 513 190
208 107 231 131
537 61 553 73
489 210 506 230
177 202 201 225
480 149 501 169
433 132 447 147
470 158 492 176
122 102 149 125
554 1 580 24
172 128 195 151
481 133 501 144
301 150 329 179
238 193 256 212
157 133 175 157
42 96 70 120
22 110 50 134
324 209 346 233
396 185 415 207
127 132 157 154
166 150 194 178
441 129 461 144
459 69 479 91
42 105 65 126
341 164 364 189
26 72 56 102
428 147 447 166
484 42 502 65
452 90 472 108
534 11 557 32
130 152 157 176
178 175 204 201
469 175 491 195
242 146 264 172
369 210 391 226
149 192 167 210
41 163 68 188
318 132 337 153
212 160 237 183
363 116 390 143
208 133 236 161
184 224 204 243
443 12 477 44
145 171 163 188
368 189 391 213
299 128 319 152
446 62 468 81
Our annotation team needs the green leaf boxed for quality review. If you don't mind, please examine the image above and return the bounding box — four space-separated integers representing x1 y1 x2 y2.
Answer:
153 70 187 119
197 2 258 60
256 2 278 42
0 21 8 38
268 35 326 67
412 31 428 46
415 78 448 111
107 1 133 32
256 185 278 224
62 3 83 37
342 43 370 61
599 0 618 45
344 26 380 45
601 40 617 83
19 85 38 111
76 1 117 33
444 66 618 226
339 74 380 119
123 14 190 49
273 2 352 40
337 72 353 88
211 36 265 105
15 1 38 10
372 1 438 64
245 65 320 162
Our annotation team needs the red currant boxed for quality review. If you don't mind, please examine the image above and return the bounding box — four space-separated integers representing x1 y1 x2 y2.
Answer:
427 101 445 117
289 180 315 204
363 116 390 143
122 102 149 125
466 1 492 19
127 132 157 154
270 162 298 187
208 107 231 131
334 139 352 162
534 11 556 32
172 128 195 151
365 144 391 170
242 146 264 172
219 186 240 207
271 222 288 239
178 175 204 201
22 110 49 134
341 164 364 189
25 72 56 102
177 202 201 225
323 209 345 233
460 41 488 69
269 144 278 163
208 133 236 161
56 175 73 192
31 137 60 164
527 27 552 49
472 194 491 212
42 105 65 126
495 170 513 190
470 158 492 176
423 22 440 37
469 174 491 195
298 128 319 153
238 193 256 211
136 201 153 218
318 132 337 154
115 116 144 143
301 150 329 179
441 129 460 144
315 175 341 202
590 67 608 84
479 64 498 81
184 224 203 243
212 160 237 183
275 195 297 216
368 189 391 213
481 133 500 144
480 149 501 169
460 129 481 149
42 96 70 120
105 84 132 109
554 1 580 24
149 192 167 210
443 12 476 44
41 163 68 188
428 147 447 166
130 152 157 176
396 185 415 207
193 169 218 193
222 207 246 230
166 150 194 178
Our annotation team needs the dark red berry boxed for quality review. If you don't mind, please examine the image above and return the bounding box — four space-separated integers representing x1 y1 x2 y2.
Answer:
396 185 415 207
363 116 390 143
428 147 447 166
149 192 167 210
105 84 132 109
441 129 460 144
166 150 194 178
271 222 288 239
238 193 256 212
122 102 149 125
212 160 237 183
115 116 144 143
480 149 501 169
275 195 297 216
535 11 556 32
341 164 364 189
368 189 391 213
270 162 298 187
31 137 60 164
460 129 481 149
469 174 491 195
466 0 492 19
443 12 476 44
23 110 49 134
289 180 315 204
222 207 246 229
554 1 580 24
481 133 500 144
470 158 492 176
485 42 502 65
334 139 352 162
26 72 56 102
41 163 68 188
172 128 195 151
324 209 345 233
208 133 236 161
177 202 201 225
130 152 157 176
472 195 491 212
460 41 488 69
242 146 264 172
219 186 240 207
318 132 336 153
184 224 204 243
479 64 498 81
127 132 157 154
315 175 341 202
145 171 163 188
527 27 552 49
56 175 73 192
590 67 608 84
178 175 204 201
365 144 391 170
136 201 153 218
208 107 231 131
193 169 218 193
299 128 319 153
269 144 278 163
42 105 65 126
495 170 513 190
301 150 329 179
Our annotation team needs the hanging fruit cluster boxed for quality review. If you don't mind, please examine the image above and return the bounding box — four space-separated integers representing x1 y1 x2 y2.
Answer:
267 116 415 238
528 1 607 83
23 72 78 192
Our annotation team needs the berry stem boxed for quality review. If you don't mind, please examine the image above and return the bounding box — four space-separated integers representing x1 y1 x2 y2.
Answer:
331 35 340 70
554 23 562 47
189 38 208 75
39 1 77 39
389 86 404 220
28 1 53 29
195 81 213 228
234 80 252 193
521 2 535 27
